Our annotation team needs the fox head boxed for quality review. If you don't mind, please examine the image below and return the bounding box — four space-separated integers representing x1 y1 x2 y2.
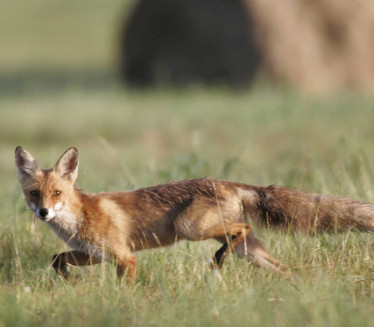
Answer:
15 146 79 221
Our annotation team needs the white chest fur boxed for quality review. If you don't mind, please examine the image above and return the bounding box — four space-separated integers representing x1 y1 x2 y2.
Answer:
46 210 104 260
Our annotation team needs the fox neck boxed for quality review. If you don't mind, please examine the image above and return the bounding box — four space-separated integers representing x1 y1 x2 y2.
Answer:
45 188 84 241
44 189 106 260
46 207 80 235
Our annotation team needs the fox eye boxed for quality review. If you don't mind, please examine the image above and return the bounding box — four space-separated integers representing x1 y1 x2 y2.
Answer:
30 190 40 197
54 190 61 196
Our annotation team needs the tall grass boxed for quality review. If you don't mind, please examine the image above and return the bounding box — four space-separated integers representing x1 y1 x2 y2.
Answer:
1 86 374 326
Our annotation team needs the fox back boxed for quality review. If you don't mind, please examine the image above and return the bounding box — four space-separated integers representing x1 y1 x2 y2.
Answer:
15 146 374 281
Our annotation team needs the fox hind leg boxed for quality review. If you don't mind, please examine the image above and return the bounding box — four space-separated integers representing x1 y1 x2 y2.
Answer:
173 207 252 269
233 231 289 273
211 222 251 269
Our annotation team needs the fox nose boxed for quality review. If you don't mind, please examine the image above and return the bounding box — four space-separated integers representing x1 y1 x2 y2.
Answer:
39 208 49 218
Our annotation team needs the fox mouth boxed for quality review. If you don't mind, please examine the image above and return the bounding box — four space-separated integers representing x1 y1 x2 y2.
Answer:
37 215 54 222
35 212 56 221
30 206 57 221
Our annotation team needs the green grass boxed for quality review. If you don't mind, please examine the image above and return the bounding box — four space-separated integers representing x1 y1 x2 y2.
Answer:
0 0 132 72
2 0 374 325
1 87 374 326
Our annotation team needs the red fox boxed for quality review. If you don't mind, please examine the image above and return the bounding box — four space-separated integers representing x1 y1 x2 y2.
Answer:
15 146 374 281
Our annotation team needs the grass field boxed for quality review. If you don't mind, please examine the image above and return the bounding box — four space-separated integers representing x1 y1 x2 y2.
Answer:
2 0 374 325
1 88 374 326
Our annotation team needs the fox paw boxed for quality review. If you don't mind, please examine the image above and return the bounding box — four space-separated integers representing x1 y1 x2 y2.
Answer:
51 254 69 279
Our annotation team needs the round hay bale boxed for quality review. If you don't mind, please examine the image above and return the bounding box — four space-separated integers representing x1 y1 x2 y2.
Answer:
120 0 260 88
246 0 374 93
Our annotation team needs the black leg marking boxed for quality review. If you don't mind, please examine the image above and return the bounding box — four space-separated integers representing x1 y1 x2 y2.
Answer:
52 254 69 279
214 243 228 267
214 236 237 268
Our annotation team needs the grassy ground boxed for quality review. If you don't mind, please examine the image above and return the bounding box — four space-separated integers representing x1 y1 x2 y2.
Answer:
1 87 374 326
2 0 374 325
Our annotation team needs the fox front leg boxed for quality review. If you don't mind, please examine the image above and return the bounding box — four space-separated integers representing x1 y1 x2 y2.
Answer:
51 251 100 279
51 253 69 279
114 252 138 284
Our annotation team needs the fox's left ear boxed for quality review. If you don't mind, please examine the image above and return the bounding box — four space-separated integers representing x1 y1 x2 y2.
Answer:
54 147 79 183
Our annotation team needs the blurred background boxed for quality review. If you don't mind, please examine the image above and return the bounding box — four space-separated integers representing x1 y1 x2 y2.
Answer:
3 0 374 93
2 2 374 324
2 0 374 197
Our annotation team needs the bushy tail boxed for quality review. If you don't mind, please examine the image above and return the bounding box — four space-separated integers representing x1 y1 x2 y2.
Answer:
241 184 374 233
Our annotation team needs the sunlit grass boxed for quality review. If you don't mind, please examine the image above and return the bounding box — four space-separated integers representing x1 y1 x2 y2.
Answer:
1 87 374 326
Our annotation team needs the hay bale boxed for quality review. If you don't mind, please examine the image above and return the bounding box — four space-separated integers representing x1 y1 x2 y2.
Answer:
246 0 374 93
120 0 260 88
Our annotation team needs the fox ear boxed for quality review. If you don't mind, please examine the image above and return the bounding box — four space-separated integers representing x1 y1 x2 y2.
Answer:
54 147 79 183
15 146 39 183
